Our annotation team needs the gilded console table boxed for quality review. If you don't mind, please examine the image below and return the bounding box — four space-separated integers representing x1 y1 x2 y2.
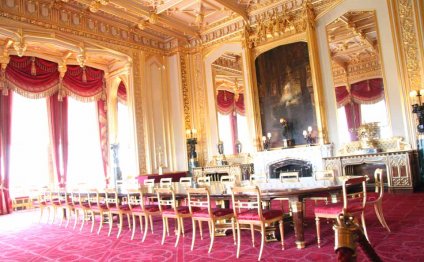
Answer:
323 150 417 190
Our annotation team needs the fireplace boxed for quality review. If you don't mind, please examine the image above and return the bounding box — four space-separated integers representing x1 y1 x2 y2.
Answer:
268 159 313 179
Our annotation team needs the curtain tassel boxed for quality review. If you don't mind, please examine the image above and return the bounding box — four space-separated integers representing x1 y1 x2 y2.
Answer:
82 67 87 83
58 79 64 101
31 57 37 76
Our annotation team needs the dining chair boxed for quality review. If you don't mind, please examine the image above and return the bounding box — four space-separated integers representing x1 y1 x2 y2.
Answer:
220 175 235 183
37 188 53 223
86 189 110 234
156 187 192 247
305 170 335 205
144 178 155 187
274 171 300 215
366 168 390 232
314 175 369 248
127 188 161 241
160 178 173 188
105 188 132 238
187 187 235 253
231 186 284 261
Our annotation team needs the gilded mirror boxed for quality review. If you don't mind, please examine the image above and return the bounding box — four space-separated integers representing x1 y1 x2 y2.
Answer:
212 53 248 155
326 11 389 144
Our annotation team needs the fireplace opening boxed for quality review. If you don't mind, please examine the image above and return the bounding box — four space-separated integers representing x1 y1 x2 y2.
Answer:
268 159 313 179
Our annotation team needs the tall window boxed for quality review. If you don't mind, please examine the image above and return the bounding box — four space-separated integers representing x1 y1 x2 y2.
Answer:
218 112 234 155
117 102 131 176
67 98 104 188
10 93 50 194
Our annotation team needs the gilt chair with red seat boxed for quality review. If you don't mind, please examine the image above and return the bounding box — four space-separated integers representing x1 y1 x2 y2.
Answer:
187 187 235 253
314 175 369 248
50 188 69 226
126 188 161 241
231 186 285 261
37 188 54 223
156 187 192 247
366 168 390 232
86 189 110 234
105 188 132 238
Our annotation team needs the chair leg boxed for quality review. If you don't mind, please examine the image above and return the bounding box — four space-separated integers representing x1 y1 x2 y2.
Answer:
90 211 96 233
59 207 64 226
131 214 137 240
165 217 170 236
65 208 71 228
80 210 86 231
52 206 57 224
375 201 391 232
39 206 44 223
236 221 241 258
258 223 265 261
161 217 167 245
361 212 369 242
127 214 131 229
181 218 185 237
208 221 215 253
175 217 182 247
117 213 123 238
47 206 51 224
198 220 203 240
315 217 321 248
73 209 79 230
279 220 285 250
191 219 196 251
231 217 236 245
139 215 143 235
142 215 149 243
108 213 113 237
97 211 104 235
250 224 255 247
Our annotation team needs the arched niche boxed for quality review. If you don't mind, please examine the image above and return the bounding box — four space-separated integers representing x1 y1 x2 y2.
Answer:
204 42 254 158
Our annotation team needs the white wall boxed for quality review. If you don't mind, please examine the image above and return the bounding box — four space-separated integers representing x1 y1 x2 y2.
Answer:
316 0 411 150
167 54 188 171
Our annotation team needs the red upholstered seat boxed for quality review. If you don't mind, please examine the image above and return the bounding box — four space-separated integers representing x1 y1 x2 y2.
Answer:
109 204 130 212
192 208 233 218
314 202 363 215
144 205 160 212
162 206 194 215
237 209 282 221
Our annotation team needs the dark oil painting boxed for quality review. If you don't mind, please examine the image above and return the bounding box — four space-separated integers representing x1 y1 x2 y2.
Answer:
255 42 317 148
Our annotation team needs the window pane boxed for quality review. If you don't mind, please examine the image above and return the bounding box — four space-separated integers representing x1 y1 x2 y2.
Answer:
217 112 234 155
236 114 249 153
361 100 390 138
337 107 350 144
117 102 131 176
67 98 104 189
10 94 49 195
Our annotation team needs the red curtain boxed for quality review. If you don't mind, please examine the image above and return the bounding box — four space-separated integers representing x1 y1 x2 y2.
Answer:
5 56 59 98
63 65 105 101
97 100 109 186
335 78 383 141
47 94 68 188
216 90 245 116
117 81 127 104
0 92 13 215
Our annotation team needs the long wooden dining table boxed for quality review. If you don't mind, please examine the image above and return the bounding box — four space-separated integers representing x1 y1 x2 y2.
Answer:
118 177 345 249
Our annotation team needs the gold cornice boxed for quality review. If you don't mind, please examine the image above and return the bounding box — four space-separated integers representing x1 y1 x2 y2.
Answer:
0 2 166 54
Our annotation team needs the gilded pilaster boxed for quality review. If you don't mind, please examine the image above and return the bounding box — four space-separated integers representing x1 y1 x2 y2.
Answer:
303 0 328 144
180 53 193 131
132 51 147 173
388 0 424 142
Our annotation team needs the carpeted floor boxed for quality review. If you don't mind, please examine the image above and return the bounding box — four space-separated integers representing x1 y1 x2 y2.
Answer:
1 192 423 261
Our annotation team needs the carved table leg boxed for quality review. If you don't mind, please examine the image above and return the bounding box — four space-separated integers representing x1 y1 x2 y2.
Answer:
290 199 305 249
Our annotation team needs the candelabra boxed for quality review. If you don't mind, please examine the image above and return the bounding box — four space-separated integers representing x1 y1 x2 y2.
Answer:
410 90 424 133
262 132 272 151
302 126 315 145
186 129 199 171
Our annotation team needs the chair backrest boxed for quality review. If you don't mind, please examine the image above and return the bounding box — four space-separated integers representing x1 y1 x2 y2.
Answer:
187 187 211 216
279 171 299 183
156 187 177 213
160 178 173 188
197 176 211 185
179 177 192 187
250 175 267 184
314 170 335 181
126 188 143 211
342 176 367 214
373 168 384 200
144 179 155 187
231 186 264 220
104 188 119 208
220 175 235 183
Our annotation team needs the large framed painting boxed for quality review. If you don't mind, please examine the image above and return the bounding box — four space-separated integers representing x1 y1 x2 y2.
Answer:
255 42 317 148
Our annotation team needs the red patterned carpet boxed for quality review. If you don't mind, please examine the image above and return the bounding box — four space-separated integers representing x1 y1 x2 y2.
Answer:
1 192 423 262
